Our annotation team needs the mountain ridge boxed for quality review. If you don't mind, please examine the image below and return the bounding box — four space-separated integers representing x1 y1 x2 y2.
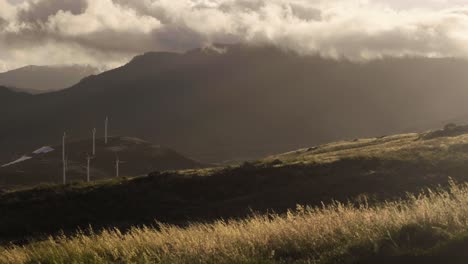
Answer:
2 44 468 162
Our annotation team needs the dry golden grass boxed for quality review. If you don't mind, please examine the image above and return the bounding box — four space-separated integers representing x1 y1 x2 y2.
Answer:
2 181 468 263
264 133 468 165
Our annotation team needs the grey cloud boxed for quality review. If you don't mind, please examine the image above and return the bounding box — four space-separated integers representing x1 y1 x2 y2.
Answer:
68 30 159 54
111 0 174 25
18 0 87 23
219 0 269 12
2 0 468 70
154 24 242 52
154 25 212 52
290 3 322 21
0 17 6 29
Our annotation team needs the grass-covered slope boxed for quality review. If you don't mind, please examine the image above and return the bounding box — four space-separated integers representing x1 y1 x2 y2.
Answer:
2 182 468 263
264 125 468 165
3 125 468 251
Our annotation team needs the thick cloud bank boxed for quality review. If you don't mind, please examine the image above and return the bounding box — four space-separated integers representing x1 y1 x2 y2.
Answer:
1 0 468 71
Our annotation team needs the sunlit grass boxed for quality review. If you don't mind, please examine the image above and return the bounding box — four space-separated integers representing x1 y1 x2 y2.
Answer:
264 133 468 165
2 181 468 263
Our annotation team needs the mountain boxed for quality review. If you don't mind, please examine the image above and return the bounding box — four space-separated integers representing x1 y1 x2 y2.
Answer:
0 136 204 188
0 85 33 109
2 44 468 163
0 85 31 100
0 65 99 94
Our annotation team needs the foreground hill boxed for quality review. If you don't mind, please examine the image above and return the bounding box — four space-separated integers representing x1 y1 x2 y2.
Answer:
0 136 204 188
2 183 468 263
0 65 98 94
2 125 468 244
3 45 468 162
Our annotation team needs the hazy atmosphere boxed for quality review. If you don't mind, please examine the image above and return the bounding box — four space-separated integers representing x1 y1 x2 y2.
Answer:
1 0 468 71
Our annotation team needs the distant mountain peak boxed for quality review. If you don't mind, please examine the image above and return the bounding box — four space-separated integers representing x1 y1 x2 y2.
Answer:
199 44 229 55
0 64 100 94
128 51 178 64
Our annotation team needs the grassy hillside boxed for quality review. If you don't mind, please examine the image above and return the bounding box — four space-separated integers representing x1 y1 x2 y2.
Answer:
264 124 468 165
3 125 468 256
2 182 468 263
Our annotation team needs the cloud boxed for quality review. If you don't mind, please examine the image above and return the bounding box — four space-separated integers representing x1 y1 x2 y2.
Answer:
17 0 88 23
1 0 468 70
0 17 6 30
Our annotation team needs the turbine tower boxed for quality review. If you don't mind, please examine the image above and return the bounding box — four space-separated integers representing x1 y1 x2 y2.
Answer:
62 132 66 163
62 132 67 185
115 156 120 178
92 128 96 155
63 158 68 185
105 116 109 144
86 154 92 182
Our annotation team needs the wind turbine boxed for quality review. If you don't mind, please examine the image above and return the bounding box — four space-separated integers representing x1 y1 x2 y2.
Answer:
62 132 66 163
115 156 120 178
62 132 67 185
105 116 109 144
115 155 126 178
63 157 68 185
92 128 96 156
86 154 94 182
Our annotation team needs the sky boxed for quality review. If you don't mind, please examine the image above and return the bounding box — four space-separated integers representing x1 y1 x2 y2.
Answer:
1 0 468 72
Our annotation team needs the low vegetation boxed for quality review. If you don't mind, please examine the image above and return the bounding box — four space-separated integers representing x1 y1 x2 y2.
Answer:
264 130 468 165
2 181 468 263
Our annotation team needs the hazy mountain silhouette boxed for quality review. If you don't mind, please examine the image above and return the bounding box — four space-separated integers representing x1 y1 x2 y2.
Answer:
2 44 468 163
0 65 99 94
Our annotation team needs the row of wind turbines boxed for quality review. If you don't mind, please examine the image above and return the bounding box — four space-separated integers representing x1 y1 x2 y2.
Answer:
61 117 123 185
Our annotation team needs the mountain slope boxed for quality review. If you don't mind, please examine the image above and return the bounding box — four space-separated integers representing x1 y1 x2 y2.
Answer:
2 125 468 242
0 65 98 94
0 85 31 101
0 86 33 117
2 45 468 162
